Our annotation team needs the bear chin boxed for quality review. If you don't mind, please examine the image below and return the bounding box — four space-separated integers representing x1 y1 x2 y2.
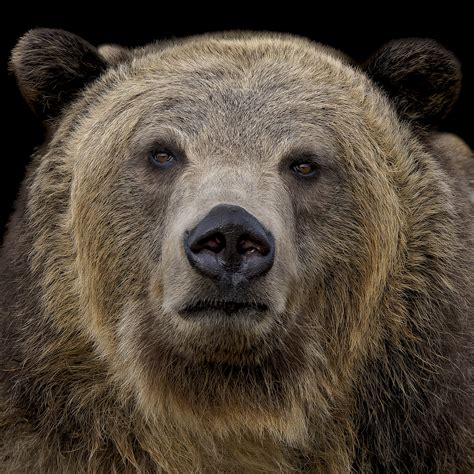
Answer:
139 346 310 432
142 314 289 367
133 307 310 414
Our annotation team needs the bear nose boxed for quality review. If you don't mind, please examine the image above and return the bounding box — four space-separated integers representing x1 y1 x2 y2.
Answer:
183 204 275 286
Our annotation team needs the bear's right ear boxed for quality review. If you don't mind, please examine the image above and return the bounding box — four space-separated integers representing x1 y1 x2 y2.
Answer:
365 39 462 126
10 28 107 121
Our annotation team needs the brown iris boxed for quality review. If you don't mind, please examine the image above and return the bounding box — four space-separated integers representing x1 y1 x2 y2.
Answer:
291 161 318 177
149 147 176 168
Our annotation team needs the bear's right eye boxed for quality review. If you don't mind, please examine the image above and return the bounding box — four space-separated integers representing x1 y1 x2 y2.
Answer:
149 147 177 169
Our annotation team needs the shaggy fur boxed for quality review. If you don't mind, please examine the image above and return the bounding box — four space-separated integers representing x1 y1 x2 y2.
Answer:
1 29 472 472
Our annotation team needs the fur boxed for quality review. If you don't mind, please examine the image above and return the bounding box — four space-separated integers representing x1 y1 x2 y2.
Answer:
1 30 472 472
365 38 462 125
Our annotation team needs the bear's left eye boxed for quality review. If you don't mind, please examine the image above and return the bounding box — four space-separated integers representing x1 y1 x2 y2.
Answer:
290 160 318 178
149 147 177 169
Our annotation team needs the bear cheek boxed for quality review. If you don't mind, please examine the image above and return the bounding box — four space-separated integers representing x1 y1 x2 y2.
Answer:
70 172 154 347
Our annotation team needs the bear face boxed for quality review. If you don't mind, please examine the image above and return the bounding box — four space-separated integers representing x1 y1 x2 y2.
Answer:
2 29 472 472
17 31 402 419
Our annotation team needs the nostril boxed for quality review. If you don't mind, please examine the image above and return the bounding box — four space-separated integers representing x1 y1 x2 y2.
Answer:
237 234 270 256
191 232 226 254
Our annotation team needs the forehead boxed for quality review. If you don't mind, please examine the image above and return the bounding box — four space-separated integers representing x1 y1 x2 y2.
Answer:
102 35 370 154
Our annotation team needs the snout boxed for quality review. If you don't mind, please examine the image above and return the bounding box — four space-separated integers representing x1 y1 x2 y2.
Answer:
183 204 275 289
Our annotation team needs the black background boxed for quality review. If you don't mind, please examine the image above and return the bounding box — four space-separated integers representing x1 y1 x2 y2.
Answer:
1 9 472 240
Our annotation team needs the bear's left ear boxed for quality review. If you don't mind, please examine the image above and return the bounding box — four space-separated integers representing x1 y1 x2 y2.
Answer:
365 39 462 125
10 28 107 121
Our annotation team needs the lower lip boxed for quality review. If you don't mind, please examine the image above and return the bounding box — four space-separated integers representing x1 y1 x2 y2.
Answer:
179 305 268 319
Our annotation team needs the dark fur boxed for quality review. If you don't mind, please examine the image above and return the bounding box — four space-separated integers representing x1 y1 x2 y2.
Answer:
365 38 462 125
10 29 107 120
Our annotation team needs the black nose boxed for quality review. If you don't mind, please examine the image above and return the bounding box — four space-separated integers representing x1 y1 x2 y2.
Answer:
183 204 275 287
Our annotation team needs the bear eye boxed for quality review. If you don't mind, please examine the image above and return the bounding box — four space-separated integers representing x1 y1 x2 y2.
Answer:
149 147 177 168
290 160 318 178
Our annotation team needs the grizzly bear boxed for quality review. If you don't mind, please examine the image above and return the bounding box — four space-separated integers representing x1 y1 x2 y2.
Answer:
1 29 472 472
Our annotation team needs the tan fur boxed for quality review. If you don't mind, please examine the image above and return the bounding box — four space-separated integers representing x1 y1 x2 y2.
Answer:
1 31 472 472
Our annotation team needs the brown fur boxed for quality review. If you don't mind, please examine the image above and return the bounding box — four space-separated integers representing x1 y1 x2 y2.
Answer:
1 30 472 472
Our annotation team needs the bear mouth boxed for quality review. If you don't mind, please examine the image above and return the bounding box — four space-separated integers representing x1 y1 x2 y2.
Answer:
179 300 269 317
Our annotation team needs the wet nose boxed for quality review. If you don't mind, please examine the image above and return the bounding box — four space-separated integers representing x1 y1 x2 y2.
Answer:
183 204 275 287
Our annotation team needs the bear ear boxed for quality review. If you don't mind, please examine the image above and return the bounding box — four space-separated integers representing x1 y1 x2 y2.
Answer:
365 39 462 125
10 28 108 121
